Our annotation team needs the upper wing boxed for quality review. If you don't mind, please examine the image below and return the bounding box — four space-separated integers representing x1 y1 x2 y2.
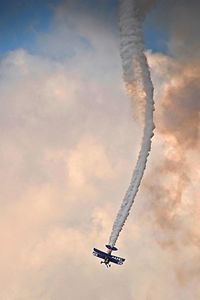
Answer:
93 248 108 260
93 248 125 265
109 255 125 265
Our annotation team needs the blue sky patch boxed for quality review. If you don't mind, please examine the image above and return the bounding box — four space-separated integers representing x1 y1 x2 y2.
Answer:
0 0 61 53
0 0 168 55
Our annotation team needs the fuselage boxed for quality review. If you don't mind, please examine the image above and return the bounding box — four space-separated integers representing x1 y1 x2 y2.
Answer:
93 245 125 267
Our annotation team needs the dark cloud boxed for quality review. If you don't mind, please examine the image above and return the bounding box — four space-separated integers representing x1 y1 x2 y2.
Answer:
161 69 200 149
150 0 200 58
136 0 158 16
145 57 200 286
144 0 200 252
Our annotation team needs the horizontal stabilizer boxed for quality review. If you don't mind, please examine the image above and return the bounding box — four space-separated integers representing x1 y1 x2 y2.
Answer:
106 245 118 251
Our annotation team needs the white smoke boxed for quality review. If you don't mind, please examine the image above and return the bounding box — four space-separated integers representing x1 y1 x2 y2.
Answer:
108 0 155 247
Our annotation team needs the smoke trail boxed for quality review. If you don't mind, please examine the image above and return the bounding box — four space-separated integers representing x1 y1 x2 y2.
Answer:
108 0 155 247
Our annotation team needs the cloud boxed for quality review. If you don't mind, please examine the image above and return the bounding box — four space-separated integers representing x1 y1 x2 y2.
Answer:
142 3 200 290
150 0 200 60
0 22 141 298
144 51 200 290
0 1 199 299
136 0 158 17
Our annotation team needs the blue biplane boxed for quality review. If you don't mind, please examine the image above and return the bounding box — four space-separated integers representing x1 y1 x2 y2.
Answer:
93 245 125 268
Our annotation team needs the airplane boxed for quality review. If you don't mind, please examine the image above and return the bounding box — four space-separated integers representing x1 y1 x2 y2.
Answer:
93 245 125 268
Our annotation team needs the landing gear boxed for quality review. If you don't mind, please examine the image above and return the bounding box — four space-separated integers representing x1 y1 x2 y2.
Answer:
100 261 111 268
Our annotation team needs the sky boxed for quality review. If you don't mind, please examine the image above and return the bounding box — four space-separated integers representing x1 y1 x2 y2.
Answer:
0 0 199 299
